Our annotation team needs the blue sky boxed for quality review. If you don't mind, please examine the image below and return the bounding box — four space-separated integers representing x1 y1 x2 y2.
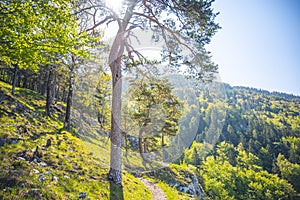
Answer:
207 0 300 95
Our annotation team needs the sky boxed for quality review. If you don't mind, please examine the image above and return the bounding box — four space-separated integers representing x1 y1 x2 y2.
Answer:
206 0 300 95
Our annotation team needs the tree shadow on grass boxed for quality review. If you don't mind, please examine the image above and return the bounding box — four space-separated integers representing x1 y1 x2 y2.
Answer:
109 181 124 200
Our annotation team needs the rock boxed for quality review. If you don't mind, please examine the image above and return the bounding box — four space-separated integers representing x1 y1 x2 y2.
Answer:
0 137 7 146
176 173 204 197
33 169 40 174
8 138 19 144
168 180 181 187
39 162 47 167
178 186 189 193
52 175 58 181
190 174 204 197
38 174 45 182
79 192 87 199
16 150 32 161
18 157 26 161
126 136 138 148
45 171 51 175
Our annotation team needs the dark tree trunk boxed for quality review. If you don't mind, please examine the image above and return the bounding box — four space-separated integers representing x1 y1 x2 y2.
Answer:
17 72 21 87
64 65 74 130
42 71 47 95
46 65 53 116
22 72 27 88
11 64 18 96
50 68 57 105
62 88 67 102
162 134 166 161
39 68 47 95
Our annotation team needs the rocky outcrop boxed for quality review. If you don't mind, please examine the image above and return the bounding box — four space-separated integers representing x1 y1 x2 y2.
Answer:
168 173 204 198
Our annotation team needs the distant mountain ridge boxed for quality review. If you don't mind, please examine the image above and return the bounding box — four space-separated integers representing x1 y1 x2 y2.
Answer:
228 84 300 101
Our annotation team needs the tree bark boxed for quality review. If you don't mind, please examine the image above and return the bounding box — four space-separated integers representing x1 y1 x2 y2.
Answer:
22 72 28 88
50 67 57 105
107 0 138 184
64 65 74 130
108 60 123 184
46 65 53 116
11 64 18 96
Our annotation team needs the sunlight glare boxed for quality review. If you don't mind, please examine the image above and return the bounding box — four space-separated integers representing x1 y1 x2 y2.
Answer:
106 0 124 11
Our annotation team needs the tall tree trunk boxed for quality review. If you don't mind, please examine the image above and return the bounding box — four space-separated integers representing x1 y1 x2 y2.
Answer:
42 70 48 96
64 65 74 130
46 65 53 116
11 64 18 96
162 134 166 161
22 72 27 88
50 67 57 105
107 0 137 184
108 60 123 184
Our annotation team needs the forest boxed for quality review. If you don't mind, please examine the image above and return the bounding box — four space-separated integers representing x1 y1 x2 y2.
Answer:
1 0 300 199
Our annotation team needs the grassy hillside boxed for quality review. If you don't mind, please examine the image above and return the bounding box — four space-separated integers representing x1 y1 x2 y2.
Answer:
0 81 197 199
0 81 153 199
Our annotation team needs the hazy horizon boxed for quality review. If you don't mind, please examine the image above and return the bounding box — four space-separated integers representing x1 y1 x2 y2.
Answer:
207 0 300 96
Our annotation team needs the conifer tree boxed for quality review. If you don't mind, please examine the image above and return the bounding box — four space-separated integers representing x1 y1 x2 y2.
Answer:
79 0 220 183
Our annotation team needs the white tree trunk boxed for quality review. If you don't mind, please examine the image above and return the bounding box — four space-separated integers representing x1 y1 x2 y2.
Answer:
108 60 123 184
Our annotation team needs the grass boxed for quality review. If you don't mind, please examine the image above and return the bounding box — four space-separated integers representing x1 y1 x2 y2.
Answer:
0 81 152 199
0 80 197 199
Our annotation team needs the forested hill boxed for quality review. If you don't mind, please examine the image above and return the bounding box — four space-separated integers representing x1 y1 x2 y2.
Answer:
195 83 300 156
233 85 298 161
230 85 300 101
219 84 300 156
183 83 300 199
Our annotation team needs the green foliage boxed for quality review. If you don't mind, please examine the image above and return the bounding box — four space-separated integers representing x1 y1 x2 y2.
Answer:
183 141 212 166
125 75 182 153
281 136 300 163
200 142 296 199
0 0 89 70
197 85 300 170
277 154 300 193
95 72 112 131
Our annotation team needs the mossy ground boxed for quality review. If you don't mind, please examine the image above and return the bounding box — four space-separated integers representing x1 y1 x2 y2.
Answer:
0 81 152 199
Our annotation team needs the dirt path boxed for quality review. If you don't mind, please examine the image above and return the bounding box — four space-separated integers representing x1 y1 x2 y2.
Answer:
139 178 167 200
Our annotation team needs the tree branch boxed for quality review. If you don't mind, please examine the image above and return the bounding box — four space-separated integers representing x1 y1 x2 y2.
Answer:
85 15 114 32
